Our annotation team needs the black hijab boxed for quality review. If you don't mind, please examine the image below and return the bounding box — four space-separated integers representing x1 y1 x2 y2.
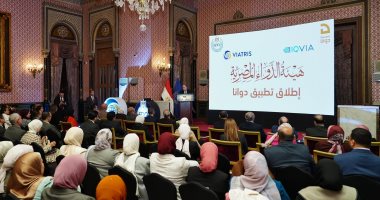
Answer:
316 159 343 191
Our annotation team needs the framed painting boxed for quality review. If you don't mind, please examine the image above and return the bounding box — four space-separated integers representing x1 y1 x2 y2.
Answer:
0 12 11 92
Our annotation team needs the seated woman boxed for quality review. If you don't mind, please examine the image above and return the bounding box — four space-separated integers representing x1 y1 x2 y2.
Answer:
41 155 94 200
63 108 78 127
175 124 200 160
96 175 127 200
0 144 34 194
31 105 44 120
20 119 58 163
86 129 120 178
7 152 53 200
150 132 199 200
220 118 248 154
60 127 87 156
264 123 296 147
227 151 281 200
0 141 13 168
115 133 150 200
315 125 349 154
187 142 229 200
297 159 357 200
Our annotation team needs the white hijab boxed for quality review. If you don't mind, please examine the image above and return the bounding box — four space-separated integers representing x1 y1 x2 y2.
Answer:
60 127 86 156
0 144 33 193
0 141 13 166
27 119 43 134
114 133 140 196
175 124 191 157
179 117 189 125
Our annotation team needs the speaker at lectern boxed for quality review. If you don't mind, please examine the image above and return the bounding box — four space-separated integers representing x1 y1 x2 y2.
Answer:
177 94 194 124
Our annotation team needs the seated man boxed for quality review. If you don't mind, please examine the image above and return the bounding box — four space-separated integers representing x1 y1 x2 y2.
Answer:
125 107 137 121
80 110 100 148
334 128 380 182
157 109 177 129
305 114 327 138
4 113 26 142
271 116 297 140
131 115 154 141
145 108 157 123
213 110 228 129
40 112 62 147
239 112 266 143
264 126 314 174
98 111 127 137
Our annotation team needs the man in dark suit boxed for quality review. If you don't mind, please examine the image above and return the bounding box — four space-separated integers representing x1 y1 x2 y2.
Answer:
0 114 6 138
132 115 154 141
4 113 26 142
157 109 177 129
125 107 137 121
179 84 192 94
305 114 327 138
239 112 266 143
86 89 99 112
213 111 228 129
99 111 127 137
53 90 69 110
80 110 100 148
334 128 380 182
40 112 62 147
264 126 314 174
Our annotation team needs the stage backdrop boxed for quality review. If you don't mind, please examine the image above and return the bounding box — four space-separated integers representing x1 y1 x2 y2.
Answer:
209 19 334 115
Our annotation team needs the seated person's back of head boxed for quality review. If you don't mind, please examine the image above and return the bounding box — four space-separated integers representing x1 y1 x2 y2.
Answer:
87 110 98 121
107 111 116 121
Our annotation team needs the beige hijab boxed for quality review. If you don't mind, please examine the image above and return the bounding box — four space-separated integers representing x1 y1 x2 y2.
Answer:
60 127 86 156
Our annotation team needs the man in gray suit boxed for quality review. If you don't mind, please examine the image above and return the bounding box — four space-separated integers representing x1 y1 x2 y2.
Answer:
4 113 26 142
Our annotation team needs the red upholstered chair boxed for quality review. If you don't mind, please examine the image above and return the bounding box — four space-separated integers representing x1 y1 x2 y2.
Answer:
144 122 157 141
156 123 174 137
303 136 327 154
238 130 261 151
211 139 242 166
208 128 224 140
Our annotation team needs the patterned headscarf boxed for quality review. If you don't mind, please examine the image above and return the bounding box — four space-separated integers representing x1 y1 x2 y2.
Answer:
327 125 344 154
94 128 112 151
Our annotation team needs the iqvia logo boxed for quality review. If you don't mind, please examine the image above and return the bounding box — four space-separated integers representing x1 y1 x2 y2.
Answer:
211 37 223 52
224 50 252 60
283 44 315 53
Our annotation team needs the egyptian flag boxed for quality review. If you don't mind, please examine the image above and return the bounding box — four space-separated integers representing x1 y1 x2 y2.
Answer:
161 79 174 112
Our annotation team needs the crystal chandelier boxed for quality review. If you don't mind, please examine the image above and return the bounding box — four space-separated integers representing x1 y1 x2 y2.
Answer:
114 0 172 31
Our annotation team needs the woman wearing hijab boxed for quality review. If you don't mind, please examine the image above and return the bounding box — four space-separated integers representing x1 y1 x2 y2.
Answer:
96 175 127 200
150 132 199 200
297 159 357 200
59 127 87 156
86 128 120 178
315 125 347 154
227 151 281 200
7 152 53 200
0 141 13 168
41 155 94 200
115 133 149 200
186 142 228 200
175 124 200 160
0 144 34 194
221 118 248 154
20 119 58 163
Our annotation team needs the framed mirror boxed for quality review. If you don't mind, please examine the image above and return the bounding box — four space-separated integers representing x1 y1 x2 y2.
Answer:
0 12 11 92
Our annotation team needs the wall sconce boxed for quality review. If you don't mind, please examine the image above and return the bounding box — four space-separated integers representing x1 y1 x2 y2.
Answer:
156 58 171 77
27 64 44 78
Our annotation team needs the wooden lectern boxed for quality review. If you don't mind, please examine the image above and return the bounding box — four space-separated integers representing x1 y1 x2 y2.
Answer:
177 94 194 124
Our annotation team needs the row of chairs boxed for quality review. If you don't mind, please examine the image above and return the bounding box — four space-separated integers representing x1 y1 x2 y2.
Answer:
303 135 380 156
81 153 231 200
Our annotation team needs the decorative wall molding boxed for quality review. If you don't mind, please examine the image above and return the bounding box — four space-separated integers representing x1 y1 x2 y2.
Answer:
89 5 119 55
43 4 83 54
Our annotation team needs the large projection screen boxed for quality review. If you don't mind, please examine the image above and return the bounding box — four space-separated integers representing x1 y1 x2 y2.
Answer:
209 19 335 115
